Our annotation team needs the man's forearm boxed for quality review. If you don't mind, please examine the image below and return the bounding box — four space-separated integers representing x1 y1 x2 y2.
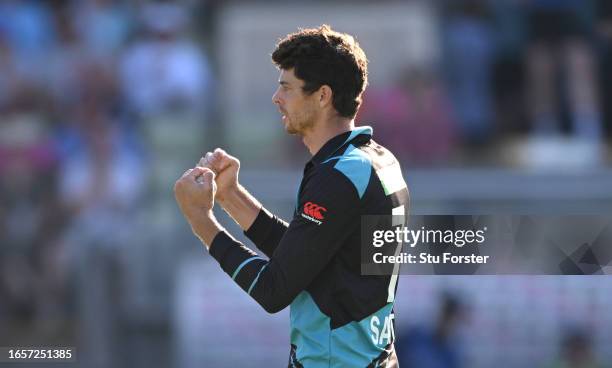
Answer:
190 211 223 250
218 184 262 231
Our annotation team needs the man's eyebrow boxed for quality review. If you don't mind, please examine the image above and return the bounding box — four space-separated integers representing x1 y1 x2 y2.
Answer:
279 80 290 86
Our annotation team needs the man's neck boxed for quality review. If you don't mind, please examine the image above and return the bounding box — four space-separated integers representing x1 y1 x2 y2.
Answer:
302 116 354 156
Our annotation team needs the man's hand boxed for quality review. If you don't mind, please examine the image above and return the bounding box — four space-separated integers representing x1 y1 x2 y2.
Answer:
174 166 223 248
198 148 240 203
174 166 216 220
196 148 261 232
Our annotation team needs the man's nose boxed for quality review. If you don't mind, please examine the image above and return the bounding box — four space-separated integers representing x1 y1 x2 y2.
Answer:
272 89 281 105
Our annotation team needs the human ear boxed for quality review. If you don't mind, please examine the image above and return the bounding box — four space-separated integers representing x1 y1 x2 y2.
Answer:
318 85 333 108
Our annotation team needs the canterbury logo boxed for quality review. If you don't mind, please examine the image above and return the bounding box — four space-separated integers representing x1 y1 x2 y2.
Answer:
303 202 327 220
301 202 327 225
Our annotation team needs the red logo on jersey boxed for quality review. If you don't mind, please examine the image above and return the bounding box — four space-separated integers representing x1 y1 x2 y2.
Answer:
303 202 327 220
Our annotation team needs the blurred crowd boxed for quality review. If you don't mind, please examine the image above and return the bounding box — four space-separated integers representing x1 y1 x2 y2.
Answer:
396 292 609 368
0 0 216 365
360 0 612 166
0 0 611 367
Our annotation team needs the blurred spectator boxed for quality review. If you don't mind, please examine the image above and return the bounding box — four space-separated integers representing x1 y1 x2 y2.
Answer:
0 33 20 106
120 2 213 116
57 102 144 217
47 2 87 108
73 0 133 58
488 0 528 135
0 83 64 333
396 293 466 368
442 0 496 146
51 59 145 366
55 60 144 252
544 328 605 368
0 0 56 81
359 68 457 166
595 0 612 140
524 0 602 140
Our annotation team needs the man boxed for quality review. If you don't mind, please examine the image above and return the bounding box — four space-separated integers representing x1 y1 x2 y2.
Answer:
174 25 409 367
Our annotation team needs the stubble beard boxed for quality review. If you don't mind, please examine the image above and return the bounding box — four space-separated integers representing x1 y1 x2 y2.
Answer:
285 109 316 136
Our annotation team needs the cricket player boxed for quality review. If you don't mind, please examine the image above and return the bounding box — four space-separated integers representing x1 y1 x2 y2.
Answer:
174 25 409 367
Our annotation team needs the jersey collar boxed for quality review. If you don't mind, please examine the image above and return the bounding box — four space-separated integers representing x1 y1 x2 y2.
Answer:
310 125 373 165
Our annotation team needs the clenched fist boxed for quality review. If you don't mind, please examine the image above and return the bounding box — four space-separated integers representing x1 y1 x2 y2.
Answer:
197 148 240 202
174 166 217 221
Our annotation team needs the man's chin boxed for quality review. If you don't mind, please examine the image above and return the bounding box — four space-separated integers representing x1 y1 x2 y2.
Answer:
286 128 300 136
284 121 299 135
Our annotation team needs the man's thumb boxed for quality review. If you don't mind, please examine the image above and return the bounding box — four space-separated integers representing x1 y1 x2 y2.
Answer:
201 170 215 185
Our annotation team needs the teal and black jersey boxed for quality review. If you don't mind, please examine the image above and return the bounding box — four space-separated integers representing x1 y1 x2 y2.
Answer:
209 126 409 367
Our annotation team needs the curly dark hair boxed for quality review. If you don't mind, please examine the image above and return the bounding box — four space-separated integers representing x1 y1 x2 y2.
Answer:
271 25 368 119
